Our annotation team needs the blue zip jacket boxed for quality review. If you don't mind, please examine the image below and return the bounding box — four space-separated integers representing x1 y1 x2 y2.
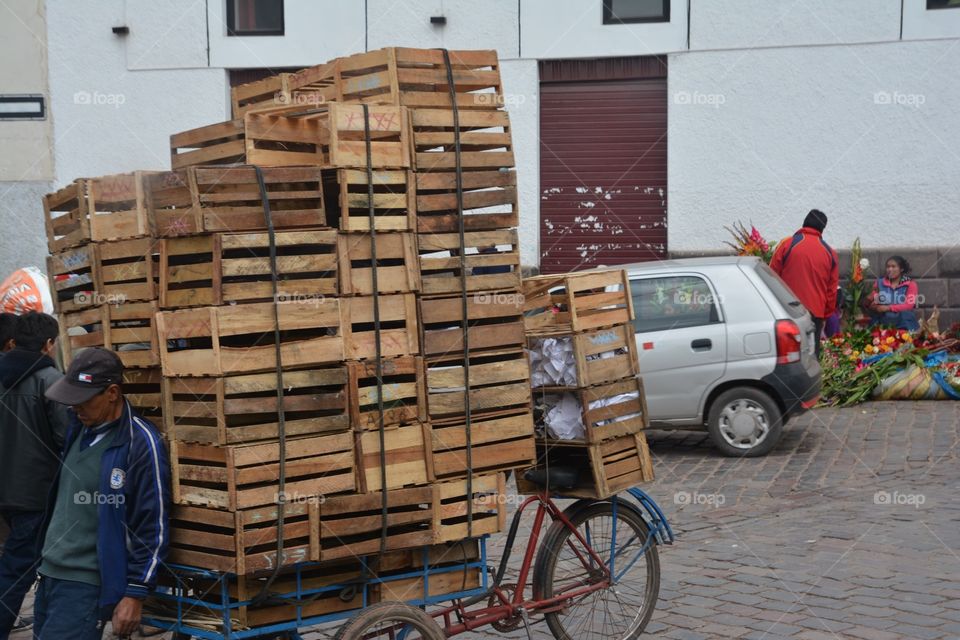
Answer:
45 399 170 619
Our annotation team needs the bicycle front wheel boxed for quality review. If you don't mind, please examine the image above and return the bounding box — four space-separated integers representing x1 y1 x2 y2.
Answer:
533 501 660 640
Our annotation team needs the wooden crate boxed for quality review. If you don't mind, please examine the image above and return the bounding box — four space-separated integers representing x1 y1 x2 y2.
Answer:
124 367 163 427
347 356 425 430
231 62 338 118
318 485 434 561
86 172 153 242
147 166 326 238
413 168 518 234
335 47 504 110
339 293 419 361
433 473 506 543
355 422 433 493
337 232 419 295
59 301 159 368
168 501 319 574
170 103 410 170
47 237 158 314
410 108 514 172
425 349 532 422
517 432 655 499
170 431 356 510
431 410 536 480
156 299 343 377
160 229 338 309
162 367 350 446
522 269 634 335
417 228 520 295
43 181 90 253
419 291 524 358
325 168 415 233
535 377 648 445
158 556 367 631
528 324 640 389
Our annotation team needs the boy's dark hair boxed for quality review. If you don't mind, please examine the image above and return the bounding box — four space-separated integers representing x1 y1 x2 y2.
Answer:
0 313 16 351
13 312 59 353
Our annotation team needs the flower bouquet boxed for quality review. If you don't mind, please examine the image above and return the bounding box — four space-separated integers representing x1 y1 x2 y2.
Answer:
724 221 777 264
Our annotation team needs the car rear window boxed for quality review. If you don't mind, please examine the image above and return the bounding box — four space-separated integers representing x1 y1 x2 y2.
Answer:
753 262 806 319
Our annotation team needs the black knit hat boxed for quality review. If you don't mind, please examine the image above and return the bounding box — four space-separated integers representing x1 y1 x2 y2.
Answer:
803 209 827 232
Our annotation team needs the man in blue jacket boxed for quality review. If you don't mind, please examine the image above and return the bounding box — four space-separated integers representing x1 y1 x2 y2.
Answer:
36 348 169 640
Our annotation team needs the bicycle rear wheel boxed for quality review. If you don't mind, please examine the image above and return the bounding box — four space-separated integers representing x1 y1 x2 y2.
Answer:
533 501 660 640
333 602 444 640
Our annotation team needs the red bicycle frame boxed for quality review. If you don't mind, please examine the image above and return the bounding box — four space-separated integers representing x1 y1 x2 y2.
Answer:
434 492 614 636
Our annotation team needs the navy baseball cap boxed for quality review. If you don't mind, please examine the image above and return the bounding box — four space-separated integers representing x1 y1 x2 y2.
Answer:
46 347 123 405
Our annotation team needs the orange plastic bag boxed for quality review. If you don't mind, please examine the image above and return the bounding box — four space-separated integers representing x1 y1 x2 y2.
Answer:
0 267 54 315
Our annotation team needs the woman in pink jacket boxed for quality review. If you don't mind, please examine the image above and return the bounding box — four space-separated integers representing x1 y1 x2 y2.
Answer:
868 255 920 331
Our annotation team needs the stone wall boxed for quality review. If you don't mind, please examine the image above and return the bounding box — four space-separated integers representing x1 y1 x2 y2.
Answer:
671 248 960 330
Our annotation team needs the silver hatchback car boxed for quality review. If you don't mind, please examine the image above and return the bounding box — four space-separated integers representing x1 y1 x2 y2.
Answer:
618 256 822 457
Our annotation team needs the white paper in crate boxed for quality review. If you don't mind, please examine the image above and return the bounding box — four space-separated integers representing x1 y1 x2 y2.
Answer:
528 336 623 387
538 389 642 440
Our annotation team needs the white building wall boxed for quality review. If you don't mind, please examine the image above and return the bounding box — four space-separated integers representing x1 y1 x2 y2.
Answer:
667 38 960 252
903 0 960 39
46 0 228 182
521 0 686 58
367 0 520 57
690 0 900 50
208 0 365 68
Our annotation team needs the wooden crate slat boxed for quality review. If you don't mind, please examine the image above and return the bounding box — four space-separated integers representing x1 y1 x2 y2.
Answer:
339 293 419 360
419 291 524 358
60 301 160 368
157 300 343 376
337 232 419 295
425 349 532 422
170 105 410 171
522 269 633 335
355 422 433 493
432 473 506 543
318 486 434 561
516 432 654 499
43 181 90 253
47 238 158 314
123 367 163 427
431 410 536 480
414 169 518 234
329 168 416 233
170 432 356 510
528 324 640 389
169 501 318 574
148 166 327 238
163 366 350 446
87 172 153 242
417 228 520 295
347 356 425 430
535 376 647 445
160 228 337 308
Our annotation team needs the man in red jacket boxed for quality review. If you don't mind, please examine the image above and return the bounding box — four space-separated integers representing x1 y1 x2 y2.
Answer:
769 209 838 358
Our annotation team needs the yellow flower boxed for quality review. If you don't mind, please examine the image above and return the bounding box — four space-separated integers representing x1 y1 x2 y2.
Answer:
864 345 874 354
885 336 896 345
852 350 860 358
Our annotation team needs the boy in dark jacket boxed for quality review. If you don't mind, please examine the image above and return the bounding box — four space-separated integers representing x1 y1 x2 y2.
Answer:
35 347 169 640
0 312 69 638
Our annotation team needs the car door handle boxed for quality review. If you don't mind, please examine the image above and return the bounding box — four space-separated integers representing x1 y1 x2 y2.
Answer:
691 338 712 351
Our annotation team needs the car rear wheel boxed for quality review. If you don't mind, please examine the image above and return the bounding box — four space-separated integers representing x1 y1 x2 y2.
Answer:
707 387 782 457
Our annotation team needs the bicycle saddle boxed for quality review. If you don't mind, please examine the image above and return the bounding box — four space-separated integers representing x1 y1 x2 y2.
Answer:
523 466 579 489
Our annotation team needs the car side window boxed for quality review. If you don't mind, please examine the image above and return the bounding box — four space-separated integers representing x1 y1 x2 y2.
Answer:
630 275 721 333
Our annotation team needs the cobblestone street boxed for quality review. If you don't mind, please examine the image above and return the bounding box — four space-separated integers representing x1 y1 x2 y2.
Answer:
9 402 960 639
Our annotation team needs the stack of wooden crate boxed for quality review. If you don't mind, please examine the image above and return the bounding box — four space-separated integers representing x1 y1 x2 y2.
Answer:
44 172 164 425
40 45 650 632
518 269 655 498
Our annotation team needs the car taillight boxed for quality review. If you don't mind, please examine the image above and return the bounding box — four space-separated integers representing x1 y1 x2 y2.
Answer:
775 319 802 364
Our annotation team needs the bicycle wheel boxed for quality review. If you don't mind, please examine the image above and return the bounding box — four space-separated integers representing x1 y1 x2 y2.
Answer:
333 602 445 640
533 501 660 640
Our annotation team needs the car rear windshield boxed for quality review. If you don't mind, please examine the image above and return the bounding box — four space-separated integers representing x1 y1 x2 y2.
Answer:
752 262 807 319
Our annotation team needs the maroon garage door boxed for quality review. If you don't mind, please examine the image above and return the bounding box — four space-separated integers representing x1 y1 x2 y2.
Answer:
538 57 667 273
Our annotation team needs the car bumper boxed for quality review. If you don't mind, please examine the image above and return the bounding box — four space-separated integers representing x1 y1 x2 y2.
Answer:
762 360 822 418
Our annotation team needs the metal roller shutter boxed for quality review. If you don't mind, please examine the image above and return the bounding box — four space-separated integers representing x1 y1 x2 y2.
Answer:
539 57 667 273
